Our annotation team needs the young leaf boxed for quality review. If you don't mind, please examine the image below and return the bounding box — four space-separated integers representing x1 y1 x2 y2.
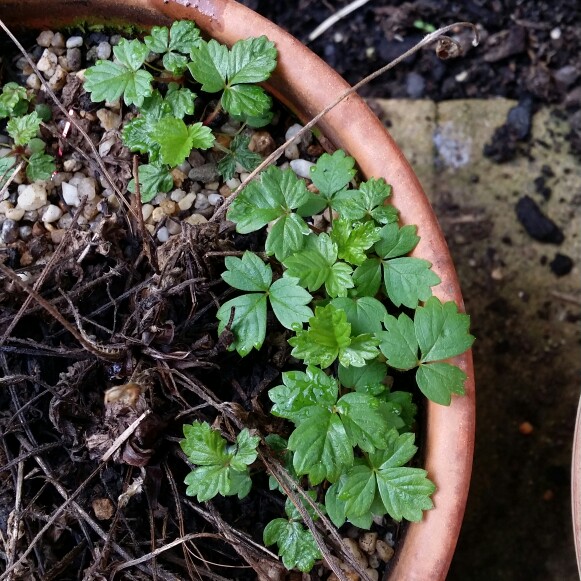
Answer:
228 36 278 84
230 428 260 470
217 133 261 181
383 257 441 309
221 252 272 292
152 118 213 166
283 233 354 298
340 334 380 368
330 296 387 335
128 163 174 203
221 83 272 119
26 152 55 182
188 39 229 92
374 223 420 259
334 177 398 224
309 150 356 199
7 111 41 146
165 83 196 118
84 38 153 106
145 21 201 74
268 276 313 330
330 218 381 266
0 82 28 119
263 518 321 573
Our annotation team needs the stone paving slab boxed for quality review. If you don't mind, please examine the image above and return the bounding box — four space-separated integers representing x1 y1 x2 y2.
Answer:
374 98 581 580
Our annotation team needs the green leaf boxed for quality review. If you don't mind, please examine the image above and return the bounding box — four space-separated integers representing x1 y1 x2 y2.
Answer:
230 428 260 470
269 276 313 329
339 333 380 368
415 297 475 363
122 117 158 155
152 118 213 166
7 111 41 146
228 36 277 84
184 464 231 501
288 304 351 369
217 133 261 181
180 421 229 465
310 150 356 198
84 39 153 106
263 518 321 573
216 293 268 356
378 313 419 370
375 223 420 259
145 21 201 74
221 251 272 292
324 482 347 528
128 163 173 203
222 83 272 118
167 20 201 53
0 82 28 119
188 39 228 92
0 156 16 188
165 83 195 118
266 212 310 262
330 218 381 266
384 391 417 431
28 138 46 154
416 361 467 405
26 152 55 181
383 257 440 309
334 177 397 224
352 258 382 297
338 360 388 395
337 464 376 517
288 407 353 484
269 366 338 424
330 296 387 335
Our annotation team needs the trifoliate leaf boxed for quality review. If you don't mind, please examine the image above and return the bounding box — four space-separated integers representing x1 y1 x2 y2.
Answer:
0 82 28 119
416 362 467 405
7 111 41 146
288 304 351 369
269 276 313 330
283 234 353 298
263 518 321 573
383 257 440 308
352 258 382 297
152 118 213 166
216 293 268 356
375 223 420 259
339 334 380 368
26 152 55 182
228 36 277 84
84 39 153 106
288 407 353 485
188 39 228 92
128 163 174 203
334 177 397 224
145 21 201 74
217 133 261 181
330 296 387 335
330 218 381 265
338 360 388 395
310 150 356 199
378 313 419 370
165 83 195 118
269 366 338 424
415 296 475 362
221 252 272 292
222 83 272 119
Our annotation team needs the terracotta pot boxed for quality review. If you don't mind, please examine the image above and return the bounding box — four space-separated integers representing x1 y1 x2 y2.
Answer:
0 1 475 579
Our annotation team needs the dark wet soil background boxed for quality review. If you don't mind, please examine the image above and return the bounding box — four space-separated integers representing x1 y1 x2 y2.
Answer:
239 1 581 580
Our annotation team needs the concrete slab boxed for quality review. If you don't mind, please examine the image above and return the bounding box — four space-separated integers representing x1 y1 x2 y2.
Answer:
374 98 581 580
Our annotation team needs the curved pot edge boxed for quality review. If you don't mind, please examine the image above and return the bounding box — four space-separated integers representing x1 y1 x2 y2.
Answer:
0 1 476 579
572 396 581 577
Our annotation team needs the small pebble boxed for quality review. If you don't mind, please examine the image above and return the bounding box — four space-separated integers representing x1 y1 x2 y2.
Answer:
225 177 240 189
166 220 182 235
171 167 187 187
550 27 561 40
57 213 73 229
51 32 66 48
63 159 82 172
342 538 368 569
290 158 315 179
375 540 395 562
26 74 41 90
178 193 197 211
61 182 80 207
19 225 33 241
0 219 19 244
92 498 114 521
519 421 534 435
36 48 57 73
41 204 62 223
96 108 121 131
36 31 54 48
151 207 166 223
109 34 122 46
65 47 82 71
48 65 67 90
249 131 276 155
205 181 220 191
219 184 232 198
17 183 48 211
141 204 154 222
188 163 219 183
96 41 112 60
184 214 208 226
194 194 210 211
156 226 170 243
78 177 97 200
207 193 222 206
151 192 168 206
170 189 186 202
284 143 300 160
50 229 66 244
358 532 378 555
66 36 84 48
160 199 178 216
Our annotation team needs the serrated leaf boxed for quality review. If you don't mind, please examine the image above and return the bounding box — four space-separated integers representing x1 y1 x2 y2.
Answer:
369 431 418 469
263 518 321 573
217 133 261 180
221 252 272 292
227 165 309 233
339 334 380 368
228 36 277 84
188 39 228 92
184 464 231 501
230 428 260 470
122 117 158 155
269 366 338 424
7 111 41 146
146 21 201 74
334 177 396 224
266 212 310 261
378 313 419 370
165 83 195 118
152 118 213 166
114 38 150 70
338 360 388 394
167 20 201 53
0 82 28 119
375 223 420 259
288 407 353 484
217 293 268 356
26 152 55 181
144 25 169 53
330 218 381 265
326 260 354 298
352 258 382 297
269 276 313 329
310 150 356 198
383 257 440 308
415 297 474 362
416 361 467 405
337 464 376 517
180 421 229 465
288 304 351 369
222 83 272 118
128 163 173 203
330 296 387 335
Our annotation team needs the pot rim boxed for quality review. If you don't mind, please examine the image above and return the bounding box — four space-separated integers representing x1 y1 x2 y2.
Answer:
0 1 475 578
